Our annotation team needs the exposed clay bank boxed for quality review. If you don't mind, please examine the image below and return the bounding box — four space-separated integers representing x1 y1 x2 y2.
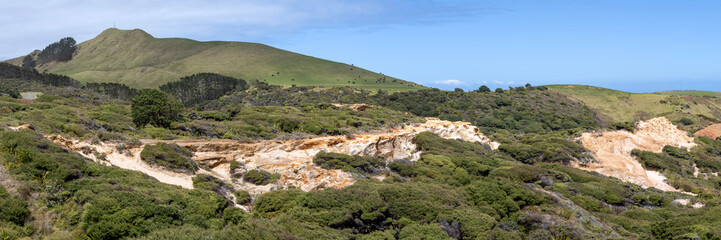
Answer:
47 118 499 195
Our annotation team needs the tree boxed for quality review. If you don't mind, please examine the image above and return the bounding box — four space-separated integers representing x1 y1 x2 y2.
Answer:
454 88 464 92
37 37 76 64
478 85 491 92
495 88 505 93
22 55 36 69
159 73 247 106
131 89 183 128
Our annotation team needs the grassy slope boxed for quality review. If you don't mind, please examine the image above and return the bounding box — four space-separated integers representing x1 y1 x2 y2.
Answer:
6 28 420 90
656 90 721 98
546 84 721 130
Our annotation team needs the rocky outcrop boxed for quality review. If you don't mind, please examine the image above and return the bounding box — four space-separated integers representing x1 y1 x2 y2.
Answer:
8 123 34 131
575 117 695 192
332 103 373 111
40 118 499 195
47 135 198 189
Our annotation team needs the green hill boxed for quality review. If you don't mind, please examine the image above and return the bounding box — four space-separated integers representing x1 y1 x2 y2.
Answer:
5 28 421 90
656 90 721 98
545 84 721 131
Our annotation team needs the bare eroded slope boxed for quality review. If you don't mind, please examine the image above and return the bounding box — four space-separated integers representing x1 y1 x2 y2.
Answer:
695 123 721 139
575 117 695 191
45 118 498 195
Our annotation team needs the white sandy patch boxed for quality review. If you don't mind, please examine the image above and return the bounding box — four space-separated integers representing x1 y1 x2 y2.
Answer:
576 117 695 192
47 118 498 195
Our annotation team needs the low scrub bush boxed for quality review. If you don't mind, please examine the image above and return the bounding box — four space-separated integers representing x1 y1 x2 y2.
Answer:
313 151 384 174
243 169 278 185
140 143 198 173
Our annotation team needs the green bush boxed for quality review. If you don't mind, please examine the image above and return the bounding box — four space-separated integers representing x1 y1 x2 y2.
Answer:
631 149 685 174
243 169 278 185
0 131 87 183
436 208 497 239
650 205 721 239
313 151 384 174
389 161 417 177
398 224 454 240
621 208 663 221
193 174 233 195
131 89 183 128
0 84 20 98
675 118 694 126
254 190 304 218
0 186 29 226
234 190 252 205
198 111 231 121
140 143 198 173
567 181 627 205
223 207 247 225
465 179 546 219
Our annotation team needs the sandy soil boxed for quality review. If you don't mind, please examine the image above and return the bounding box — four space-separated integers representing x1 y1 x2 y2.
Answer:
695 123 721 139
42 118 499 195
576 117 695 192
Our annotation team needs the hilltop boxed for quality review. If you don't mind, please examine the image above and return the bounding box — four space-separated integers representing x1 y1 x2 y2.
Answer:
5 28 420 90
546 84 721 132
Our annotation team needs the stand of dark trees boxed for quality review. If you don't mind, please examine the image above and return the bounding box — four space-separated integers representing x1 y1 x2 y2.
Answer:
0 62 80 87
37 37 76 64
86 82 138 101
160 73 248 106
22 54 36 69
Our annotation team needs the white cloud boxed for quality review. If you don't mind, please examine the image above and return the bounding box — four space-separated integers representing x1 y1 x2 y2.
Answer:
493 80 515 85
434 79 466 85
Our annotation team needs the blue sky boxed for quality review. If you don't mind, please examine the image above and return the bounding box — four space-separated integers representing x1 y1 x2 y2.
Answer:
2 0 720 92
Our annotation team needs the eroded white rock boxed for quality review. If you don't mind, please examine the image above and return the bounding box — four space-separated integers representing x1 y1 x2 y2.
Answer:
44 118 499 195
575 117 695 192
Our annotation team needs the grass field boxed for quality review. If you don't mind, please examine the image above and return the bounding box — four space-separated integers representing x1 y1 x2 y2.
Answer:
656 90 721 98
545 84 721 130
6 28 421 90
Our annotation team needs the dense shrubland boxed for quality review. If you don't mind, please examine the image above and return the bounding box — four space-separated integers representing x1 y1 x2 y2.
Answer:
630 137 721 196
209 84 600 134
0 130 230 239
3 72 721 239
0 83 20 98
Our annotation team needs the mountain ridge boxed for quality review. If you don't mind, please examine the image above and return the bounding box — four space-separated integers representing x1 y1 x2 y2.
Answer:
6 28 421 90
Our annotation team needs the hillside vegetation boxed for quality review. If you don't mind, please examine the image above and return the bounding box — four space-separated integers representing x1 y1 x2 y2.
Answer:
209 84 600 134
547 84 721 132
656 90 721 98
3 68 721 239
5 28 420 90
